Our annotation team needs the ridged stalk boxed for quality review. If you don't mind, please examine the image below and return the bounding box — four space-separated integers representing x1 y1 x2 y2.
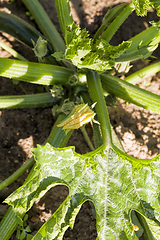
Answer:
101 73 160 114
21 0 66 52
54 0 74 40
100 3 135 42
124 21 160 54
0 12 57 64
87 71 112 145
0 93 60 109
0 207 24 240
0 58 75 85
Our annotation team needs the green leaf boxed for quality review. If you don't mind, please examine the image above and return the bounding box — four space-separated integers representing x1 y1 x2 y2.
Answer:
77 39 131 72
4 143 160 239
16 230 21 239
16 216 24 227
53 23 131 72
25 225 31 233
133 0 160 16
20 231 26 240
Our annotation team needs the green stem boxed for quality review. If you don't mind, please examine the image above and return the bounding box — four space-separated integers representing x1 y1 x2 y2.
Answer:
93 3 128 41
0 12 56 65
0 93 60 109
44 113 73 147
54 0 74 40
0 41 27 61
0 157 34 192
115 22 160 62
0 206 24 240
81 126 95 151
115 44 157 62
101 73 160 114
87 70 112 145
100 3 135 42
0 58 75 86
21 0 66 52
125 61 160 84
124 21 160 54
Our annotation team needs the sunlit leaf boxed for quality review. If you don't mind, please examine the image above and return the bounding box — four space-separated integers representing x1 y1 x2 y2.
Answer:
5 143 160 239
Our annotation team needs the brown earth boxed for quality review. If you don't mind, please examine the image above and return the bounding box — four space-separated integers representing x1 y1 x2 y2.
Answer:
0 0 160 239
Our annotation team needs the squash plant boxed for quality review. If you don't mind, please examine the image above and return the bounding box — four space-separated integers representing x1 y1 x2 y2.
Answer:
0 0 160 239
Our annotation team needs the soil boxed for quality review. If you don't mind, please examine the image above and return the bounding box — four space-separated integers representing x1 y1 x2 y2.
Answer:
0 0 160 239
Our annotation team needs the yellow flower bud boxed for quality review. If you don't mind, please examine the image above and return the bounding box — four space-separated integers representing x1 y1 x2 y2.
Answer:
57 103 96 133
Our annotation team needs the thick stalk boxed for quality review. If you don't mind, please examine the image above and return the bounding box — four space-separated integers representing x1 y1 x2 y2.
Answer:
115 44 158 62
0 58 75 86
115 22 160 62
87 70 112 145
21 0 65 52
100 3 135 42
123 22 160 54
0 93 60 109
0 207 24 240
101 73 160 114
54 0 74 40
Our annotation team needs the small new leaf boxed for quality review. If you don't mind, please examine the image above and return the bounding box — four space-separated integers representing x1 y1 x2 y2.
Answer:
31 36 48 59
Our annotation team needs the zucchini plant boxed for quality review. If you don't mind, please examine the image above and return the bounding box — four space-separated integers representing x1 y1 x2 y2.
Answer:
0 0 160 239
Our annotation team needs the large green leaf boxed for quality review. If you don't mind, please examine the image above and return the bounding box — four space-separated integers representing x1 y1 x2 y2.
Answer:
4 143 160 239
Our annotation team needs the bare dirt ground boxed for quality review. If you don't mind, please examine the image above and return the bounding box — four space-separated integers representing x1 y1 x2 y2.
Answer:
0 0 160 239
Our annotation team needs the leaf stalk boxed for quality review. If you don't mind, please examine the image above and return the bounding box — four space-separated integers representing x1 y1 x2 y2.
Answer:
100 3 135 42
87 70 112 145
21 0 66 52
101 73 160 114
